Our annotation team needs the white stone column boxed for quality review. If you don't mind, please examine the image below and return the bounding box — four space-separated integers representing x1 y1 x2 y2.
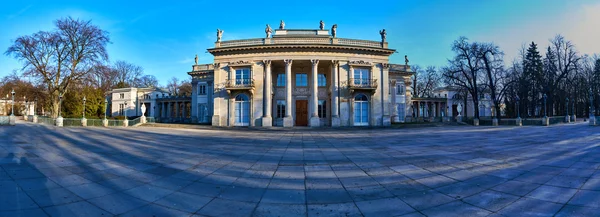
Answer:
191 81 198 123
262 60 273 127
182 102 187 119
175 102 179 119
331 60 340 127
391 80 400 123
212 63 222 126
310 59 320 127
283 59 294 127
381 63 391 126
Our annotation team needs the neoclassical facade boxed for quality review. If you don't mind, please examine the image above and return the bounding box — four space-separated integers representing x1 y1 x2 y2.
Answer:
188 22 413 127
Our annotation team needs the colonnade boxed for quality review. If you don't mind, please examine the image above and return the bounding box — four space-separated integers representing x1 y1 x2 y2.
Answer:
411 100 447 118
156 100 192 122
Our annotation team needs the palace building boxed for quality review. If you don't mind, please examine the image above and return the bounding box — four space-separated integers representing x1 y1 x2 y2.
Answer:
184 21 414 127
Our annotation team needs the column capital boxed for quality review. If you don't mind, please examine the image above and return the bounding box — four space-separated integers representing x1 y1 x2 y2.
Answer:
284 59 293 66
262 60 272 67
213 63 221 68
311 59 319 66
382 63 390 69
331 60 340 67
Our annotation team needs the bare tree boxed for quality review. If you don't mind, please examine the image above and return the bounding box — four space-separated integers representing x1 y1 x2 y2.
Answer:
166 77 180 95
178 78 193 96
5 17 110 118
411 65 441 98
136 75 159 88
543 35 580 116
113 60 143 88
480 42 513 118
442 37 483 119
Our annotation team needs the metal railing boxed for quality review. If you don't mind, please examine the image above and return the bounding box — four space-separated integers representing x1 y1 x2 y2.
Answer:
63 118 83 127
129 117 141 126
0 116 9 125
87 119 104 127
225 78 255 88
146 117 155 123
345 78 378 88
38 116 55 125
106 119 124 127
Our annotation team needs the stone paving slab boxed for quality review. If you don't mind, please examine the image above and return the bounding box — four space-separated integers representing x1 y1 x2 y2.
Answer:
0 121 598 216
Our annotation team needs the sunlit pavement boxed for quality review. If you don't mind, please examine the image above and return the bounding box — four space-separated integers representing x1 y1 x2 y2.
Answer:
0 121 599 217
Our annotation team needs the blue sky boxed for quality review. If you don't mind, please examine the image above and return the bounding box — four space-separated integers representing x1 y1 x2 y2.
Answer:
1 0 599 86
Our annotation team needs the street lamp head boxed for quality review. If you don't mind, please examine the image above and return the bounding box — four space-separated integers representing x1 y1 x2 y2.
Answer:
83 96 86 102
105 99 108 104
11 89 15 96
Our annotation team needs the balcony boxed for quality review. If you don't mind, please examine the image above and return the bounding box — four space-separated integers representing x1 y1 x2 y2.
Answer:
344 78 378 93
225 78 255 95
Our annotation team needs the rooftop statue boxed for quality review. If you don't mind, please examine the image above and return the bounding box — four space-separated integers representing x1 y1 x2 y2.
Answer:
194 54 198 65
279 20 285 30
379 29 387 41
265 24 273 38
320 20 325 30
405 55 409 65
216 29 223 42
331 24 337 38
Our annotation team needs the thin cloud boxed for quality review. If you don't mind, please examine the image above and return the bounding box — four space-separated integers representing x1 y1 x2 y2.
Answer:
7 5 33 19
473 2 600 62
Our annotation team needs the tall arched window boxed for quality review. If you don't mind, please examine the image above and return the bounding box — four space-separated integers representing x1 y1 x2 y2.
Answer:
354 94 369 126
235 94 250 126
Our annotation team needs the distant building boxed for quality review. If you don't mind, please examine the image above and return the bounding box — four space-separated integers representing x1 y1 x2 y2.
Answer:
108 87 170 118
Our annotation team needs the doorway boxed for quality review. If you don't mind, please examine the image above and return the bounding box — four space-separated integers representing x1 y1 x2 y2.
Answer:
295 100 308 126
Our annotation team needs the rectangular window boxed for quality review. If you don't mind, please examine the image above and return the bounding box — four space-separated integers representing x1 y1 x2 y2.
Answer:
397 83 405 95
198 84 207 95
296 73 307 87
276 74 286 86
318 74 326 87
119 104 124 116
276 100 286 118
318 100 326 118
353 68 370 85
235 68 251 85
119 93 124 99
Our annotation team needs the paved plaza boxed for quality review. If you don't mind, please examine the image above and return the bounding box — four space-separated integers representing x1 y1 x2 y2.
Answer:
0 122 599 217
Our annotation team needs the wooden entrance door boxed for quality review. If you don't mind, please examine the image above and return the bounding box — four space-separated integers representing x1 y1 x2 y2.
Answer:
452 105 458 117
295 100 308 126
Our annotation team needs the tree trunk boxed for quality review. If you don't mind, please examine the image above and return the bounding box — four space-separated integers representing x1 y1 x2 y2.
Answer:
51 91 60 118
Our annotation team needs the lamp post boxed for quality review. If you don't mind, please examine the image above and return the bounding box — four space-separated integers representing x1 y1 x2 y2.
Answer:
543 93 547 118
10 89 15 116
82 96 86 118
104 99 108 120
34 98 37 115
58 94 63 118
124 101 128 120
